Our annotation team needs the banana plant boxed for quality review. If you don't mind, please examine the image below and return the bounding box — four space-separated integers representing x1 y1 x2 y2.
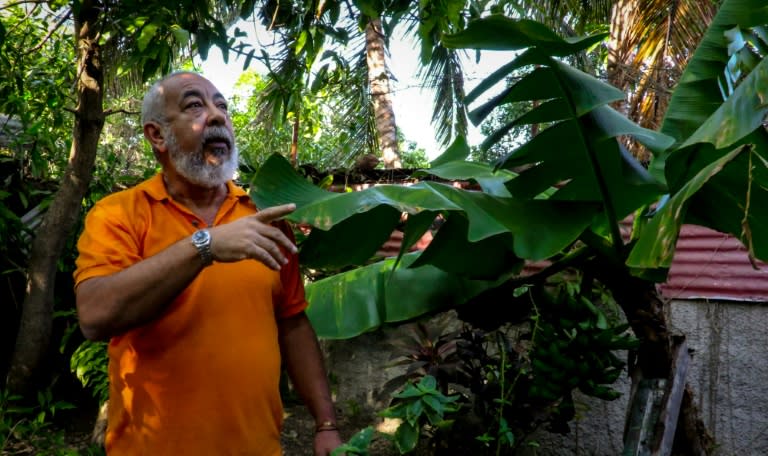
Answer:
251 3 768 451
251 1 768 346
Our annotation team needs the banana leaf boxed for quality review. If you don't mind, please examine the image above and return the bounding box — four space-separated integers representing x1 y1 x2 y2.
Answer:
627 145 747 272
629 0 768 270
251 154 601 267
660 0 768 147
441 15 607 57
304 252 509 339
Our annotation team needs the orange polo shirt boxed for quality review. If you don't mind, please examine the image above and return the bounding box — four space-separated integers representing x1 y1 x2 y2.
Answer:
74 173 307 456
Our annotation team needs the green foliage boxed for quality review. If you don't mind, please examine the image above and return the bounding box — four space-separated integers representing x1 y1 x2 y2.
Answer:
0 4 75 179
379 375 460 454
331 426 375 456
70 340 110 405
0 387 84 455
304 252 507 339
231 70 366 170
251 4 768 338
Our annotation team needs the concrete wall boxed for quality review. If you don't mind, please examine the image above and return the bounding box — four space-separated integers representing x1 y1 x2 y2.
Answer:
326 300 768 455
668 299 768 455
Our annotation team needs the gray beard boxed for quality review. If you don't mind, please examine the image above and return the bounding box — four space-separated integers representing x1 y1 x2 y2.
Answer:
165 126 239 188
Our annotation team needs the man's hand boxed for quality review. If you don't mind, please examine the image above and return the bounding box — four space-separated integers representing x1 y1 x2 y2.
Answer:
209 203 297 270
314 429 342 456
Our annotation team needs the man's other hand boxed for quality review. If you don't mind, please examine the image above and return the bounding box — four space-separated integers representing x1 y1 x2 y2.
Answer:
209 203 297 270
314 429 342 456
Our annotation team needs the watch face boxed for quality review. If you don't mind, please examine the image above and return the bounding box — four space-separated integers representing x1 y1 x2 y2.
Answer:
193 229 210 244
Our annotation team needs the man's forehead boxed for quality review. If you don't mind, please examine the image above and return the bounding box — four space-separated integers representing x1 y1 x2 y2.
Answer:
162 73 224 101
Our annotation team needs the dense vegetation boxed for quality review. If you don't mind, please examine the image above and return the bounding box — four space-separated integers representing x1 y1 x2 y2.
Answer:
3 0 768 454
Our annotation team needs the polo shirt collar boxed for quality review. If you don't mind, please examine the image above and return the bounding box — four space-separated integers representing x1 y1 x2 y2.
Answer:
139 172 249 201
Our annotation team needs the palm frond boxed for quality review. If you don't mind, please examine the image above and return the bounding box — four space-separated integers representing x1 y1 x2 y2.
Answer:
419 45 468 147
607 0 718 160
326 50 378 166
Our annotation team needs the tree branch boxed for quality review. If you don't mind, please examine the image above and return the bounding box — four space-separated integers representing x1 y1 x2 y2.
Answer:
25 8 72 55
104 108 139 117
0 0 46 11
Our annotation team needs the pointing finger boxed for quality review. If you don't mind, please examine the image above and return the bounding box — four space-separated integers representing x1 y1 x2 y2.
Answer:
254 203 297 223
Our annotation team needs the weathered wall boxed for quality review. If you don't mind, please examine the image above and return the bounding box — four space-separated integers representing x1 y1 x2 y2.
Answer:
668 299 768 455
326 299 768 455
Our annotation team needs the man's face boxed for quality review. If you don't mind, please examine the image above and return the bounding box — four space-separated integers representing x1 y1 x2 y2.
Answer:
158 73 238 188
164 125 238 188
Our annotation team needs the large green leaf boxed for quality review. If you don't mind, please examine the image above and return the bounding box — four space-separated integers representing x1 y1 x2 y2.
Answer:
299 204 402 269
251 154 600 265
684 131 768 262
680 56 768 150
305 253 507 339
660 0 768 145
454 42 667 252
441 15 607 56
411 214 523 279
499 113 665 220
421 160 516 197
430 135 470 167
627 145 746 271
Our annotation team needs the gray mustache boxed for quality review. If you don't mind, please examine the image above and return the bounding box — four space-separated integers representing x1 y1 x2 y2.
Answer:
203 126 233 149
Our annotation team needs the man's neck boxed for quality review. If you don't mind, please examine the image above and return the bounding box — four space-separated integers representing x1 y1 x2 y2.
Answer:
162 171 229 212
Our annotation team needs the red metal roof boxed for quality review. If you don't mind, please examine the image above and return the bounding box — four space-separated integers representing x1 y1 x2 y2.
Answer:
659 225 768 301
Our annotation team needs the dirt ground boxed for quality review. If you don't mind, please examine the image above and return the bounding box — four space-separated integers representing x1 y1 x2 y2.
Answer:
280 402 410 456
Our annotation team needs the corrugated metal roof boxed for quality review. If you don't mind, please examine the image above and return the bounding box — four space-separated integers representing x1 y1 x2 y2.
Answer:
659 225 768 302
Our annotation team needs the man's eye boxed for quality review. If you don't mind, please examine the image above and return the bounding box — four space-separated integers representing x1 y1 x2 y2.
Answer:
218 103 228 111
187 101 202 109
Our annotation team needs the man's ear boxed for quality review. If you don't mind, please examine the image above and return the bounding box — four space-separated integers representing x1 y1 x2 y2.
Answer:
144 122 167 154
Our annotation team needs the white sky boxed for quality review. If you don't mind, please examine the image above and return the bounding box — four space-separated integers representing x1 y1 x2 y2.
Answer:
198 20 514 160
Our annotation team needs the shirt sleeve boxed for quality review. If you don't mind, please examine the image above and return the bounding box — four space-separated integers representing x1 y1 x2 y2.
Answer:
275 220 309 319
73 202 142 288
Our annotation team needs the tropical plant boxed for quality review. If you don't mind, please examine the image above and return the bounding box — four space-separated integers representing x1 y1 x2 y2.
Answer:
331 426 375 456
384 317 461 396
379 375 461 454
0 386 81 455
250 1 768 452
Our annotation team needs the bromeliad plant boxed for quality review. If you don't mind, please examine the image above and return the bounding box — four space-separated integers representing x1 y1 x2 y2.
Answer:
251 0 768 452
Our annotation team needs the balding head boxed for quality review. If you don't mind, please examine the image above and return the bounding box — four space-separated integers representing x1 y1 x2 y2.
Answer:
141 71 201 127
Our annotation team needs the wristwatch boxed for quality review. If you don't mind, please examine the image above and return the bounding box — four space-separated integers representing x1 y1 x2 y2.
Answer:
191 229 213 266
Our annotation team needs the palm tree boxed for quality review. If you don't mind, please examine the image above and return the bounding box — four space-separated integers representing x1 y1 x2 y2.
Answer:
607 0 718 161
253 0 471 169
365 17 401 168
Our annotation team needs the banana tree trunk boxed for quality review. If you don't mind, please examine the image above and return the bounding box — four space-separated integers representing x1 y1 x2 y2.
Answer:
5 0 104 393
595 263 716 455
365 17 401 169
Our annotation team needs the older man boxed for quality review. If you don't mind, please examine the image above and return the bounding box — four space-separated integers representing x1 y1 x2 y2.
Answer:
74 71 341 455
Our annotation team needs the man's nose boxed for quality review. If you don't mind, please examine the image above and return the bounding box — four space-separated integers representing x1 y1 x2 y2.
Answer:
206 102 226 126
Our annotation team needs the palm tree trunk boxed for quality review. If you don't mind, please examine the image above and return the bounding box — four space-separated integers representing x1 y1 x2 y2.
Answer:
290 114 299 165
365 17 401 169
5 0 104 393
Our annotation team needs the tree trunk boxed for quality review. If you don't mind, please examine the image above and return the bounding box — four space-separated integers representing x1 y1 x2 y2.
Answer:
606 0 634 110
5 0 104 393
290 114 299 165
365 17 400 169
595 263 716 455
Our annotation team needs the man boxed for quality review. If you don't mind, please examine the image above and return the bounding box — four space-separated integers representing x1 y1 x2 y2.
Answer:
74 71 342 455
